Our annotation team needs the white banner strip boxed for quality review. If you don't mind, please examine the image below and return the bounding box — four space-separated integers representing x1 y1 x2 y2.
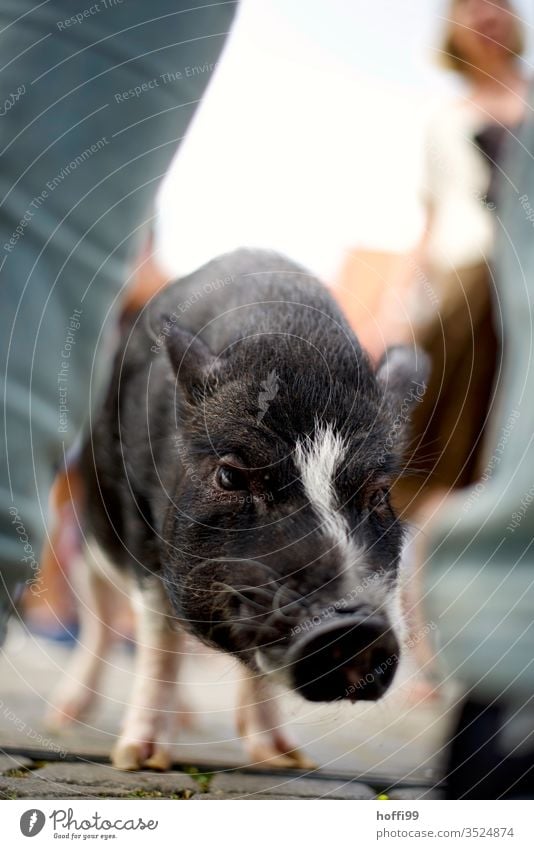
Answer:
2 799 532 848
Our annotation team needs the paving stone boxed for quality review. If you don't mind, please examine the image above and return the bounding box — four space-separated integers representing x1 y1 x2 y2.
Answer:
37 761 196 787
0 753 34 774
0 778 195 800
0 762 199 799
386 786 444 800
194 791 307 800
0 763 444 800
210 772 375 799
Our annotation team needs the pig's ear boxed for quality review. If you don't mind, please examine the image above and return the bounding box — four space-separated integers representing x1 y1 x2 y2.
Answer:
375 345 430 413
166 324 220 404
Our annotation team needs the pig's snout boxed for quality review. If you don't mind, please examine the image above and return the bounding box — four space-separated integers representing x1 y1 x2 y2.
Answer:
288 615 399 703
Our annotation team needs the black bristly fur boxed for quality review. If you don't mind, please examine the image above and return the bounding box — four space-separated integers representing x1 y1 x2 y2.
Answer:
81 248 427 667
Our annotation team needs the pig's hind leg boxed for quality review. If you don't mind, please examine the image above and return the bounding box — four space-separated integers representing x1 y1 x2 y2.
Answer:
237 673 316 769
46 541 118 727
111 577 182 771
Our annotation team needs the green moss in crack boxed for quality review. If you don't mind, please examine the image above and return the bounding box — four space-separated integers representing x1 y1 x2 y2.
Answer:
3 768 29 778
126 788 194 800
184 766 214 793
3 760 47 779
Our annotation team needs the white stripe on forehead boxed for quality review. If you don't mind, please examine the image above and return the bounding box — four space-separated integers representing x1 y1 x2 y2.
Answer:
294 422 396 623
295 423 346 516
294 422 354 559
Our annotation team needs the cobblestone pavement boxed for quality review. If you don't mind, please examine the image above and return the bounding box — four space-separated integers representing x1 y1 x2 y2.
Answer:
0 754 443 800
0 623 454 799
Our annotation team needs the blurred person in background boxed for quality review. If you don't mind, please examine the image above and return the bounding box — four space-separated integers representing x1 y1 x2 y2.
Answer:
354 0 534 796
365 0 528 512
349 0 529 705
428 80 534 799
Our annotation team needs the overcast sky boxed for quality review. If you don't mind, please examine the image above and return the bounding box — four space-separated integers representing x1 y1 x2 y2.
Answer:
156 0 534 282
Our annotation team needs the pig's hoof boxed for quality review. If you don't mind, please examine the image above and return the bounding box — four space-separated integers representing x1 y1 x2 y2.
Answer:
279 747 317 769
245 741 316 770
144 747 173 771
111 739 172 772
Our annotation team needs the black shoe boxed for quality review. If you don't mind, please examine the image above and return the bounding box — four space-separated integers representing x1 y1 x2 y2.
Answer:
446 697 534 799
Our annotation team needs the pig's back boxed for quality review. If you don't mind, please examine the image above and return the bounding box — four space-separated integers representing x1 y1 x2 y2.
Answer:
142 248 355 356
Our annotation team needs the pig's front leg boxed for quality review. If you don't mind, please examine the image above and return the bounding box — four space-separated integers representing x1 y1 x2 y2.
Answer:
112 578 182 771
236 672 315 769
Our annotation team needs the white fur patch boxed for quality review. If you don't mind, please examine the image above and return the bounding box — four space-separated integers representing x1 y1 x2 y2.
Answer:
294 425 398 626
292 424 401 647
295 423 345 525
294 422 358 571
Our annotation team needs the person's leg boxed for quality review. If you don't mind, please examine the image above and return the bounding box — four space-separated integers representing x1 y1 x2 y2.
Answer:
424 91 534 796
0 0 237 638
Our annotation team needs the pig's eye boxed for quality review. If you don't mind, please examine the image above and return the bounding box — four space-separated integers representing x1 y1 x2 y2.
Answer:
216 464 248 492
